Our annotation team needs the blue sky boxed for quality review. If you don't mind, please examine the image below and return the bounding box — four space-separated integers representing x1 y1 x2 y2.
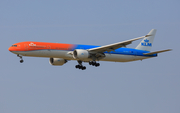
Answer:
1 0 180 113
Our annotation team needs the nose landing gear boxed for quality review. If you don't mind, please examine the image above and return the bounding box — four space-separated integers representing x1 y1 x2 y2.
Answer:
17 54 24 63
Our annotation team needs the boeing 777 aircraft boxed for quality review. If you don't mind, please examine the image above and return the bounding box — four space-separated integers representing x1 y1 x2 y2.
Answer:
9 29 171 70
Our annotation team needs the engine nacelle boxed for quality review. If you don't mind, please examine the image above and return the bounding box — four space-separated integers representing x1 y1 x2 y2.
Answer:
49 58 67 66
73 49 90 60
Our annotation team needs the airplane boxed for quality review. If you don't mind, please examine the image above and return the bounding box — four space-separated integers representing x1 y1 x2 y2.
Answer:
8 29 171 70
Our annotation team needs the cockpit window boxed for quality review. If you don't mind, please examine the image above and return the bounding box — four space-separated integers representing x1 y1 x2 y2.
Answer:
12 45 17 47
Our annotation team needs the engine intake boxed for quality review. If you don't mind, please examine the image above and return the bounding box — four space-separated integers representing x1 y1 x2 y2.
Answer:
73 49 90 60
49 58 67 66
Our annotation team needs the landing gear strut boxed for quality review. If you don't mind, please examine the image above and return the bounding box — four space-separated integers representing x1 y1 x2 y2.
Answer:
89 61 100 67
75 60 86 70
17 54 24 63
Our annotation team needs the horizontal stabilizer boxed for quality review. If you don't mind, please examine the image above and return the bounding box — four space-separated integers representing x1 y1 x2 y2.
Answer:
143 49 172 55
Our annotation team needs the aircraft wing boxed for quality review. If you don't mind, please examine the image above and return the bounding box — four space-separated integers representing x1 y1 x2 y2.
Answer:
88 36 146 53
143 49 172 55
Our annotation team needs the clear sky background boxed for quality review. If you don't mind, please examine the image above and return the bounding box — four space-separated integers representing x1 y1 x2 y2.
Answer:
1 0 180 113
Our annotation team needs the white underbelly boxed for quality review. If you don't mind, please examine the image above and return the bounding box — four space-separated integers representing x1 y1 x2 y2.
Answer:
14 50 73 60
14 50 150 62
101 54 148 62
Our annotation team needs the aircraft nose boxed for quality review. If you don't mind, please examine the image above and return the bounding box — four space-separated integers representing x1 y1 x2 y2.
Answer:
8 47 13 52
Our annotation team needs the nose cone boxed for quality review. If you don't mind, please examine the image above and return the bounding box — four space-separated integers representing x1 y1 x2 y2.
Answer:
8 47 13 52
9 43 21 54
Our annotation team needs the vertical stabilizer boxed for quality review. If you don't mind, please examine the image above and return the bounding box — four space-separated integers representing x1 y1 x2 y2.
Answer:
135 29 156 51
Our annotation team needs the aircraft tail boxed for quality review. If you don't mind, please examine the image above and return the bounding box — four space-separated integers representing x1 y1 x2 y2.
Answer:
135 29 157 51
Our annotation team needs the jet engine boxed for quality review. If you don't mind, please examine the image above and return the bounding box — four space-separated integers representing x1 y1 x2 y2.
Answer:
73 49 90 60
49 58 67 66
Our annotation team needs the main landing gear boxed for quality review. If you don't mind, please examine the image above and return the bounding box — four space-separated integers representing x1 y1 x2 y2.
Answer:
17 54 24 63
75 60 86 70
89 61 100 67
75 61 100 70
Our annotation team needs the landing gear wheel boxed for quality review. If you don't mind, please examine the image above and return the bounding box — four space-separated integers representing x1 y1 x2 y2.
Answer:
17 54 24 63
75 61 86 70
95 63 100 67
89 62 92 65
79 65 82 69
89 61 100 67
20 60 24 63
75 65 79 68
82 66 86 70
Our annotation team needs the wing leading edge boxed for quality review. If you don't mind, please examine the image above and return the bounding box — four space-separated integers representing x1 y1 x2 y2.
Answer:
88 35 148 53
